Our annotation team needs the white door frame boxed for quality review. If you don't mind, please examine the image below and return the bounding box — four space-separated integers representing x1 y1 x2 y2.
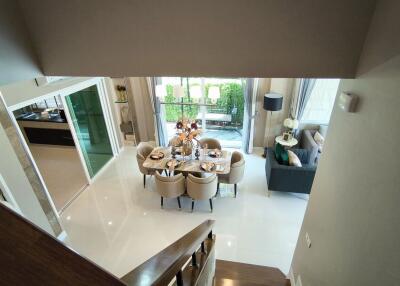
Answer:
5 77 119 213
98 78 120 155
5 100 62 219
0 172 22 214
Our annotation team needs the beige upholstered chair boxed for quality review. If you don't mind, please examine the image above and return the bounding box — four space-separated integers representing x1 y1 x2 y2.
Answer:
136 142 155 188
154 171 185 209
187 174 218 212
218 151 245 197
199 138 221 150
168 136 182 147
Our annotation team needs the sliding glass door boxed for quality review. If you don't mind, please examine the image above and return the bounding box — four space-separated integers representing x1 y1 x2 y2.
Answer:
65 85 113 178
160 77 245 148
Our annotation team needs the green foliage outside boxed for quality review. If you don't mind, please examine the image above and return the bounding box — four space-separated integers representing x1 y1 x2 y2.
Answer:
163 82 245 128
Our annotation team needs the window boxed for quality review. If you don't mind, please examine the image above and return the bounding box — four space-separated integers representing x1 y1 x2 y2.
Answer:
301 79 340 124
31 96 62 110
159 77 245 148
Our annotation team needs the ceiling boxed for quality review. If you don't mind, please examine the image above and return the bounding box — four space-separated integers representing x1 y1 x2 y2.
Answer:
15 0 377 78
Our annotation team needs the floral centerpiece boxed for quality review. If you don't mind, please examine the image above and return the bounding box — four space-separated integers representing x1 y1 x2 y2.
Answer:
174 118 201 156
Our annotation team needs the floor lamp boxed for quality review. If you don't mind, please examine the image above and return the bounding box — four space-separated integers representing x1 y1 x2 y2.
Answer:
263 93 283 156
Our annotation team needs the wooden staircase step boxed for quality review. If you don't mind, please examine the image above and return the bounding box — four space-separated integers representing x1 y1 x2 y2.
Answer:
215 260 290 286
215 278 274 286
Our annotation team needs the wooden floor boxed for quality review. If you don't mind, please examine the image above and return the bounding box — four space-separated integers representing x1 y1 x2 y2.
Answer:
215 260 291 286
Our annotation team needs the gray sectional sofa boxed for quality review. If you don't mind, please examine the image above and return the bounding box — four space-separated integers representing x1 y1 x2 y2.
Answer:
265 129 319 195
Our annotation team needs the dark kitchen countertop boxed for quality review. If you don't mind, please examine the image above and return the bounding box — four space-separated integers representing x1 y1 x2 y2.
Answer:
16 112 67 124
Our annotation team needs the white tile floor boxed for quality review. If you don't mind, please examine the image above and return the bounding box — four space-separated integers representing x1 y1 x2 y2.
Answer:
30 145 88 212
60 146 308 278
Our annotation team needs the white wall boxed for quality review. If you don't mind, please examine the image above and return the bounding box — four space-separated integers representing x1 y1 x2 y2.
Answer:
0 77 92 108
0 0 42 86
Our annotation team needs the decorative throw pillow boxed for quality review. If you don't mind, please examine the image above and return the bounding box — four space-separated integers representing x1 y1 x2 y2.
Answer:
291 148 311 165
274 143 289 165
314 131 325 152
287 150 302 167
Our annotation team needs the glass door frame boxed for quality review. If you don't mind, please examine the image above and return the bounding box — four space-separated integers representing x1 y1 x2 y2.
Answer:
60 78 119 183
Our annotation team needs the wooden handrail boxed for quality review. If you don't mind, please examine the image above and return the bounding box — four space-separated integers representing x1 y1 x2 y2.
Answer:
121 220 215 286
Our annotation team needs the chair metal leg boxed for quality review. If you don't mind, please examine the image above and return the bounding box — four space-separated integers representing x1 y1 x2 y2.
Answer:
234 184 237 198
209 199 213 212
177 197 181 209
161 197 164 208
191 200 194 212
216 183 220 197
143 174 146 188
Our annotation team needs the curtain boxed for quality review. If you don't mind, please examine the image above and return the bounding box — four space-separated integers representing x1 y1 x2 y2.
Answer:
147 77 167 146
296 78 316 120
243 78 257 154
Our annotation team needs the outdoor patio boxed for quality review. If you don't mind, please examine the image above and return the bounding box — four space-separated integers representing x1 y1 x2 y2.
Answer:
166 122 242 148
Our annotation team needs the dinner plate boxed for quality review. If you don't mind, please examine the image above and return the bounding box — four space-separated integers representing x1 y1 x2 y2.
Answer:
208 150 222 158
150 152 164 160
166 159 182 168
200 162 216 172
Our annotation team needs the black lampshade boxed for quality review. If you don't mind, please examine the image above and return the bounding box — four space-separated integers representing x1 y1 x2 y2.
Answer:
263 93 283 111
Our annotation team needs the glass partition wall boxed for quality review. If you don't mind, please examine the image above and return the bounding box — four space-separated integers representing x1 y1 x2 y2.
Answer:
64 85 114 178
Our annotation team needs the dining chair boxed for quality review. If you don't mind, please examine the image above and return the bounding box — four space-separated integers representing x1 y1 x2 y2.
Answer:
187 174 218 212
217 151 245 197
154 171 185 209
199 138 221 150
136 142 155 188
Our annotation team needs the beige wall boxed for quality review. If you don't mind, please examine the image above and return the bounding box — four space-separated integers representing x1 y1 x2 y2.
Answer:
291 54 400 286
0 0 42 86
18 0 375 78
253 79 271 147
262 79 296 147
127 78 155 143
357 0 400 75
291 1 400 284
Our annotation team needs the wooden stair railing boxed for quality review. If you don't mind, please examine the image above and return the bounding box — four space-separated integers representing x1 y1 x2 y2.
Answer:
0 202 216 286
121 219 216 286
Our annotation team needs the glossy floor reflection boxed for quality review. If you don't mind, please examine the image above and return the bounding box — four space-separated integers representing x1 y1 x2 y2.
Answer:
60 146 308 278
